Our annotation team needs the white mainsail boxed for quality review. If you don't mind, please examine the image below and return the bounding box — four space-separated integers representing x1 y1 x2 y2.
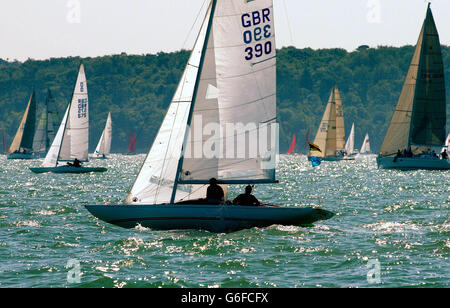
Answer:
360 133 371 154
126 0 277 205
94 112 112 157
345 123 355 154
42 64 89 167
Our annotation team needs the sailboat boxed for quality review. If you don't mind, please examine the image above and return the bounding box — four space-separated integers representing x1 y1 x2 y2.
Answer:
344 123 357 157
308 85 354 161
93 112 112 159
287 134 296 154
125 132 136 155
359 133 371 155
30 64 107 174
377 4 449 170
86 0 334 233
32 89 60 158
7 91 37 159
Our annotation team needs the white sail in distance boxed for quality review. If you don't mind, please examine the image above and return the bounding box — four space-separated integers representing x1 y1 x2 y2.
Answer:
360 133 371 154
345 123 355 154
94 112 112 157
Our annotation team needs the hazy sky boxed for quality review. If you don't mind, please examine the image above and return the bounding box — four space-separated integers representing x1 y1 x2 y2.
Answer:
0 0 449 61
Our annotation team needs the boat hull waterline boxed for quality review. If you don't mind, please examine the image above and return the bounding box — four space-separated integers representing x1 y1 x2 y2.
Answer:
85 204 335 233
377 157 450 170
30 166 108 174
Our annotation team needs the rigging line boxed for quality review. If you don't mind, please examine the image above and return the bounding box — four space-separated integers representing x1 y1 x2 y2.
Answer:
182 0 209 50
178 184 207 201
282 0 294 45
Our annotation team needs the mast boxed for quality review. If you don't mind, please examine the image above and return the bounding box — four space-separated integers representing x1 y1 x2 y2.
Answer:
170 0 217 204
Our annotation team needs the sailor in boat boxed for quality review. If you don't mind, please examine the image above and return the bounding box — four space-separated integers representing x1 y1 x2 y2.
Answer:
206 178 224 205
233 185 261 207
442 149 449 160
67 158 82 168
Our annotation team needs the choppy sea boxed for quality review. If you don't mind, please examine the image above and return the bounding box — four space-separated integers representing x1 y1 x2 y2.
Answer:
0 154 448 287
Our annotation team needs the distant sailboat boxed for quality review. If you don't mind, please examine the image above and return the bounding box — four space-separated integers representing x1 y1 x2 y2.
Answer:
126 132 136 155
308 85 354 161
8 91 37 159
93 112 112 159
344 123 357 157
377 4 449 170
287 134 296 154
86 0 333 233
32 89 60 158
30 64 107 174
359 133 371 155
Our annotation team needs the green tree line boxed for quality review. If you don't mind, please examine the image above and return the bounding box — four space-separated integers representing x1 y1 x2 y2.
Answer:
0 46 448 154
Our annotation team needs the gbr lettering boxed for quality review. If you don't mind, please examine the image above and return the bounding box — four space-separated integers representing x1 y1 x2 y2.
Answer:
241 8 272 61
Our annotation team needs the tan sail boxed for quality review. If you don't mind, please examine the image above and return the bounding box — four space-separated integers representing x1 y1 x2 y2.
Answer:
9 91 36 153
310 85 346 158
334 86 346 151
380 4 446 156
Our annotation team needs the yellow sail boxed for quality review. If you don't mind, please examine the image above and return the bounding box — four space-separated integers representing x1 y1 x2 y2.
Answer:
9 92 36 154
310 85 346 158
380 4 446 156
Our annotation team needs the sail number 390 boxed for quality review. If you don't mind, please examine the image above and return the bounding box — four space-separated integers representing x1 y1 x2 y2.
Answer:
241 8 272 61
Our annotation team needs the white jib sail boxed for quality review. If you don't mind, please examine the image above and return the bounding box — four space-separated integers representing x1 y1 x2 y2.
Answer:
94 112 112 156
58 64 89 163
360 133 371 154
345 123 355 154
42 106 69 167
125 3 213 205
